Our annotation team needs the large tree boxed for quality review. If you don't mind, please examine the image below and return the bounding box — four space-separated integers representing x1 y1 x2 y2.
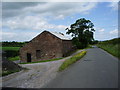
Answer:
66 18 95 48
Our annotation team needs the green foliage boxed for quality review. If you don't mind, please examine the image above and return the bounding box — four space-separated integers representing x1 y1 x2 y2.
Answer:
3 50 19 58
72 37 82 48
59 51 87 71
66 18 95 49
8 56 20 61
98 38 120 45
20 58 64 64
97 38 120 59
90 40 99 45
2 47 20 61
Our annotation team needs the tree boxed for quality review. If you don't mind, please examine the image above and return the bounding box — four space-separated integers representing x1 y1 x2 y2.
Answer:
66 18 95 49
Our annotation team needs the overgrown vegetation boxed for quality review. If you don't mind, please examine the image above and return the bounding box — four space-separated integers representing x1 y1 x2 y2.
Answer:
1 41 28 61
1 47 20 61
2 49 20 61
59 51 87 71
20 57 64 64
8 56 20 61
97 38 120 59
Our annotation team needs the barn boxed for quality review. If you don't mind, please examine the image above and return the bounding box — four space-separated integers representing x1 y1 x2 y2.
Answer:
20 31 75 62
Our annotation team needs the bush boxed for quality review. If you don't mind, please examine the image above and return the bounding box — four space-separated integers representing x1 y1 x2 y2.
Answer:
72 38 87 49
3 50 19 58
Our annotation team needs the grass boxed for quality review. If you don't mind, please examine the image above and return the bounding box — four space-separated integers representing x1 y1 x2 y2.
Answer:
8 56 20 61
20 57 64 64
97 44 120 59
59 50 87 71
1 47 20 51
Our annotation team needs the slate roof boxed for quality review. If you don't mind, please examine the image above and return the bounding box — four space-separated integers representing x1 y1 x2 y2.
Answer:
47 31 71 40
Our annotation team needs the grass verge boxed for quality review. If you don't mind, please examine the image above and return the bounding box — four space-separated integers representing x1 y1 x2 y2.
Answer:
20 57 64 64
59 50 87 71
97 44 119 59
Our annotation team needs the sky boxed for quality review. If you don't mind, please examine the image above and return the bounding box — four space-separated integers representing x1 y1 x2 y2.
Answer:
1 1 119 42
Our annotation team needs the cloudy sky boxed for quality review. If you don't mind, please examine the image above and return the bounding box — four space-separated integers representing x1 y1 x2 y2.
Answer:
1 1 119 41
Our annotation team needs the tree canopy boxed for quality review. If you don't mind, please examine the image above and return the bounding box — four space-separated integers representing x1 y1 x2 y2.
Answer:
66 18 95 48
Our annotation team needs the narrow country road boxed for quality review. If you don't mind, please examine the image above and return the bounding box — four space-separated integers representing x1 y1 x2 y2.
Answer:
43 47 118 88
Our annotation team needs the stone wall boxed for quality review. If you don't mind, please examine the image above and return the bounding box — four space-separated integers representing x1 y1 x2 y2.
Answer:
20 31 63 62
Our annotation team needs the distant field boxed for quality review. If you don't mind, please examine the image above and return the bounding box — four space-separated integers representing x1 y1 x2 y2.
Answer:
1 47 20 51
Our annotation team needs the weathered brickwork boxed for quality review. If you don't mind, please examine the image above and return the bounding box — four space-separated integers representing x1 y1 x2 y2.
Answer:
20 31 74 62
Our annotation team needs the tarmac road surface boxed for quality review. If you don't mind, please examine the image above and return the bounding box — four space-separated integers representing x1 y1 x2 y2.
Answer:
43 47 118 88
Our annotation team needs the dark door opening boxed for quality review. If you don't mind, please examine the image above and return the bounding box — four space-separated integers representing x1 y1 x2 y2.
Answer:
27 53 31 62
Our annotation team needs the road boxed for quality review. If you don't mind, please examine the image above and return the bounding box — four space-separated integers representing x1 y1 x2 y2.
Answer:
43 47 118 88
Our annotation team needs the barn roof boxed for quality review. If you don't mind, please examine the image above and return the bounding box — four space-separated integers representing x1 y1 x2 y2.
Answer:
47 31 71 40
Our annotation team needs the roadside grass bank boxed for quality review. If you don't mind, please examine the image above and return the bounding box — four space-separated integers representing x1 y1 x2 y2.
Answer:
59 50 87 71
20 58 64 64
97 44 120 59
97 38 120 59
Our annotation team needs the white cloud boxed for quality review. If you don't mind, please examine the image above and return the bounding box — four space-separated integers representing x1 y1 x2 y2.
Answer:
3 15 68 31
2 32 16 38
98 28 105 32
109 29 118 35
2 31 39 41
2 32 17 41
2 2 98 19
108 2 118 10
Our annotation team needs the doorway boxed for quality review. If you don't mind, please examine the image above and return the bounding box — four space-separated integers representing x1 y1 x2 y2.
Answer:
36 50 41 59
27 53 31 62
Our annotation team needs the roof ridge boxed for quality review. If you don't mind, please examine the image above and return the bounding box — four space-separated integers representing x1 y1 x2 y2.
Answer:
48 31 71 40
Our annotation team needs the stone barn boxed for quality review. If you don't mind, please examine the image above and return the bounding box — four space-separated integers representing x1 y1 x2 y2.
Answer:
20 31 75 63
